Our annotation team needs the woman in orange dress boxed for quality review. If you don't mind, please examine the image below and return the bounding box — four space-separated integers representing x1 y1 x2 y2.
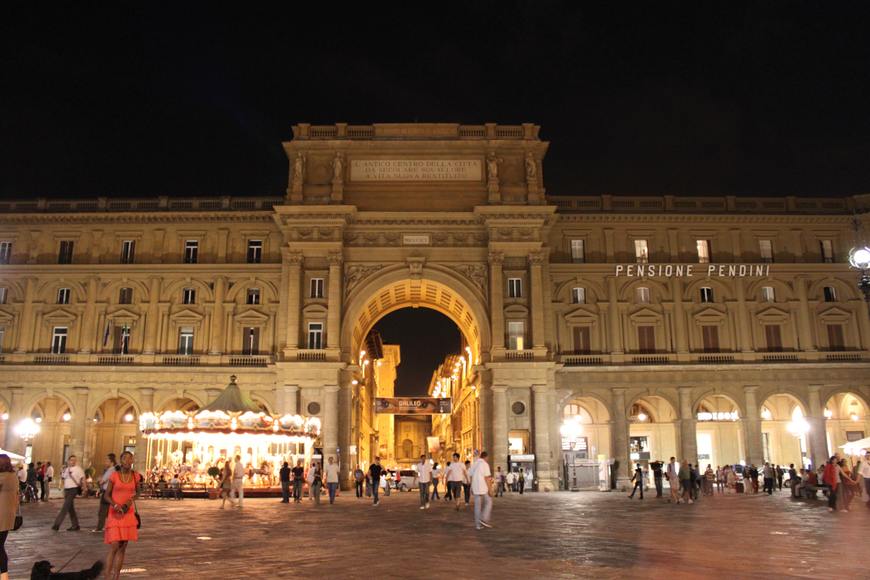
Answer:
104 451 139 580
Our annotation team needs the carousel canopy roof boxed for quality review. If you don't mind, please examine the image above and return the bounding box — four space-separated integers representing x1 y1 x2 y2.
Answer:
201 375 260 414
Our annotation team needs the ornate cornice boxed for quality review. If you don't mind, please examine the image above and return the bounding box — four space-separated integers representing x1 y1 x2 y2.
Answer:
554 213 851 225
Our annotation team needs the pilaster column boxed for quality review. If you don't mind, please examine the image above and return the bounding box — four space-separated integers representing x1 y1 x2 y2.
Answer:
806 385 829 468
610 388 630 488
742 386 764 465
489 252 505 354
279 384 299 415
209 276 226 355
672 278 689 354
216 228 229 263
326 252 343 350
323 385 340 459
735 279 753 352
14 278 35 353
137 387 155 467
282 250 303 352
71 387 90 466
491 385 508 471
532 384 554 490
607 277 623 354
143 278 161 354
78 277 99 353
678 387 698 469
529 252 546 350
5 387 24 454
795 278 816 351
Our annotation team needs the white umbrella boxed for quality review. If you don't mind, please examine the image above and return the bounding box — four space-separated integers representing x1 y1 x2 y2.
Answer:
839 437 870 455
0 448 26 461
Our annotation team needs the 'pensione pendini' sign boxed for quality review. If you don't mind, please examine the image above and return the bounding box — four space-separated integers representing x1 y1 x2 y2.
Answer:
615 264 772 278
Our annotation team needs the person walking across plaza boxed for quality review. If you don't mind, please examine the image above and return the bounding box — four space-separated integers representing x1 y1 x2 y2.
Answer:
353 465 365 499
308 461 323 505
416 455 432 509
678 460 693 504
104 451 140 580
52 455 85 531
463 460 472 507
430 462 442 501
704 465 715 496
666 457 679 502
279 461 291 503
446 453 467 510
230 455 245 508
42 461 53 501
325 457 341 505
775 464 784 491
763 462 775 495
219 461 233 508
94 453 118 532
469 451 493 530
649 459 663 498
0 454 20 580
292 460 305 503
517 468 526 495
495 466 506 497
822 455 841 512
369 457 383 506
861 451 870 509
628 464 644 499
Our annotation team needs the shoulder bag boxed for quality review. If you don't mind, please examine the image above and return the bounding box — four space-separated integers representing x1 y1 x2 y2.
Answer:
13 503 23 531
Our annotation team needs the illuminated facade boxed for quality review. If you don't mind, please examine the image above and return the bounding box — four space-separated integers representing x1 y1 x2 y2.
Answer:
1 123 869 491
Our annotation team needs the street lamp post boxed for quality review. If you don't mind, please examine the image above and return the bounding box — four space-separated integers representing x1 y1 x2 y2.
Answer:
848 246 870 317
13 417 41 463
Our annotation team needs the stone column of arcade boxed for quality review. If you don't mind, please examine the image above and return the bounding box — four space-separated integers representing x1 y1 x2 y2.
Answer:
70 387 90 467
806 385 830 467
678 387 698 470
532 384 553 490
742 386 764 466
279 385 299 415
491 385 508 471
4 387 24 454
136 387 155 468
323 385 340 460
610 388 630 489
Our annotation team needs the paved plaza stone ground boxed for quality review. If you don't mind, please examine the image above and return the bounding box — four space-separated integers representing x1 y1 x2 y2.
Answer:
7 488 868 579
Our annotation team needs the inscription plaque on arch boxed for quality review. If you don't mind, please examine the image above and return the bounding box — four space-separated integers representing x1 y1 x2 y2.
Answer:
350 159 482 182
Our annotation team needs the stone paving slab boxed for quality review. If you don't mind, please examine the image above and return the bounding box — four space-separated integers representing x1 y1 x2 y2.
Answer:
6 489 868 579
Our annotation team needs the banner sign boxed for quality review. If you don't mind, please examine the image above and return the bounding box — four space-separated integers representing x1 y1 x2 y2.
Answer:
615 264 771 278
375 397 452 415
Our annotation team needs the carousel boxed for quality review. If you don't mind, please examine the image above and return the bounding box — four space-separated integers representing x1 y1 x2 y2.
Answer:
139 376 320 490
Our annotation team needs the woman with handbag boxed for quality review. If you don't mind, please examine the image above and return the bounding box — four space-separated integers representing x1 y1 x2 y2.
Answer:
0 454 21 580
104 451 140 580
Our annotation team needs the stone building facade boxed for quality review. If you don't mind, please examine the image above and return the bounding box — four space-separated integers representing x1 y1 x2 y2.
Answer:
0 123 868 491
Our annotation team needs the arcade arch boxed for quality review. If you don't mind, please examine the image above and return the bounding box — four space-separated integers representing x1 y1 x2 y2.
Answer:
694 394 743 470
25 395 73 468
90 397 139 465
824 391 869 457
628 395 678 467
760 393 808 468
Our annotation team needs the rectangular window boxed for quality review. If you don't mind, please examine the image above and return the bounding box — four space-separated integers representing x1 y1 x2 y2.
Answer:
572 326 591 354
761 286 776 302
113 325 131 355
634 239 649 263
758 239 773 263
120 240 136 264
247 240 263 264
507 278 523 298
699 287 714 303
508 321 525 350
242 327 260 355
246 288 261 305
701 325 720 352
56 288 71 305
635 287 650 304
183 240 199 264
0 287 6 304
571 287 586 304
182 288 196 305
119 287 133 305
764 325 783 351
310 278 324 299
178 327 194 355
820 239 834 263
51 327 68 354
570 239 585 263
58 240 74 264
827 324 845 351
637 325 656 353
0 241 11 264
696 240 711 263
823 286 837 302
307 322 323 350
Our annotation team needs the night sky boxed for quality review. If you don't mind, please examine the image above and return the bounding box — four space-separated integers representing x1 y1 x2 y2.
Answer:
3 5 869 392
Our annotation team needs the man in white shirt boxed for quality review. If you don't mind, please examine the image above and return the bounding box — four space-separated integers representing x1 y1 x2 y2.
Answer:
468 451 493 530
52 455 86 531
43 461 54 501
416 455 432 510
446 452 468 511
325 456 341 505
231 455 245 508
860 451 870 507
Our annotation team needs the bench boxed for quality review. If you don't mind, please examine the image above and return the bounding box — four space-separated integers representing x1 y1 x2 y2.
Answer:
796 484 827 500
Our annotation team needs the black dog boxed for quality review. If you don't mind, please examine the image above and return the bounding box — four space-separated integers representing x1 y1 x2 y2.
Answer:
31 560 103 579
